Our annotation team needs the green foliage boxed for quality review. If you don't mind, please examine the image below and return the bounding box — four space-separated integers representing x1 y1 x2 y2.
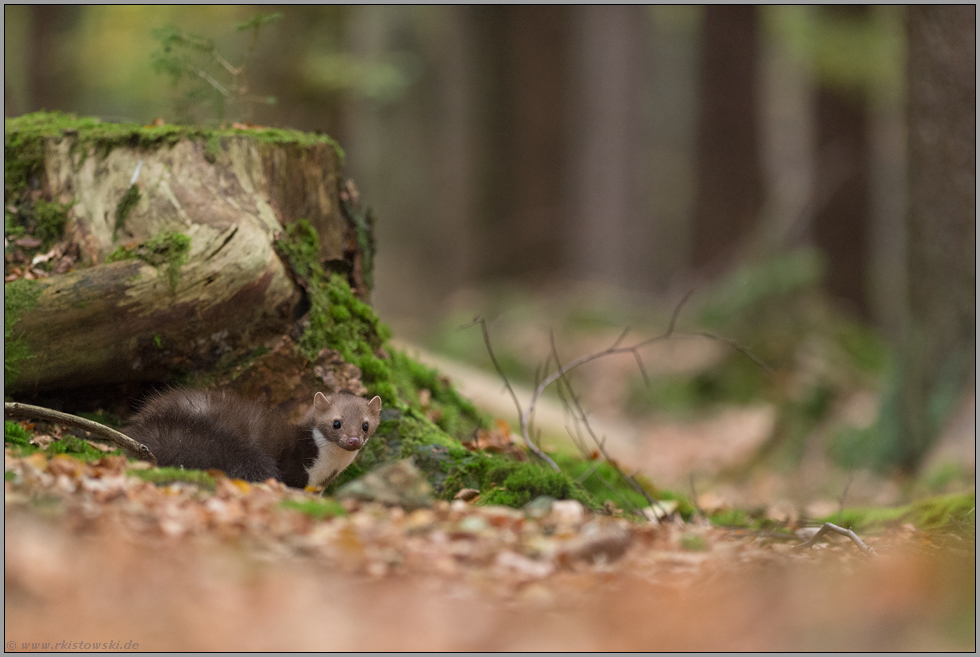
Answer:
4 278 42 386
766 5 904 104
114 183 142 235
151 12 282 124
281 498 346 520
131 467 216 490
698 249 826 329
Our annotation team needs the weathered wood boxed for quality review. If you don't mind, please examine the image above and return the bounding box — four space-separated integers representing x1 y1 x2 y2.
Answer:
4 401 157 463
5 119 363 393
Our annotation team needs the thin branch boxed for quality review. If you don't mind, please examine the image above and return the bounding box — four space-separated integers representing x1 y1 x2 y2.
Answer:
5 402 157 465
796 522 875 556
189 65 232 98
689 473 706 520
548 333 663 517
666 288 696 337
462 317 559 470
210 49 242 78
681 331 773 374
837 473 854 527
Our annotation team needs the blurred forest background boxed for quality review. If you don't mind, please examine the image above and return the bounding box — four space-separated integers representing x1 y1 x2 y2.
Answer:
4 5 974 494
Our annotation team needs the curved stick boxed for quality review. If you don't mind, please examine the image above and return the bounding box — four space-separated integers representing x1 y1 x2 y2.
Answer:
4 402 157 465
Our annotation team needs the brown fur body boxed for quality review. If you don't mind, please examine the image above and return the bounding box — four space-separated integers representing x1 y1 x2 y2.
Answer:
127 389 381 488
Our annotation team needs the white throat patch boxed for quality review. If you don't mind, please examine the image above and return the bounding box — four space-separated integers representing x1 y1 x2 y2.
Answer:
306 428 360 487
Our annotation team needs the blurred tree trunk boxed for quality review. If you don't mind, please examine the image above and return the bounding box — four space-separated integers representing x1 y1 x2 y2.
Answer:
894 5 976 473
567 5 648 289
690 5 763 273
470 6 569 282
27 6 81 113
811 6 872 318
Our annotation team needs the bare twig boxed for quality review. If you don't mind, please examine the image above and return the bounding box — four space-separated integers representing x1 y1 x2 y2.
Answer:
689 473 706 520
837 473 854 526
464 290 772 487
5 402 157 465
548 333 669 520
463 317 560 470
796 522 875 556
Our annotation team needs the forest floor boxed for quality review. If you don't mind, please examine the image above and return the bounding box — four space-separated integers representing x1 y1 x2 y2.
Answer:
4 286 976 651
4 422 975 651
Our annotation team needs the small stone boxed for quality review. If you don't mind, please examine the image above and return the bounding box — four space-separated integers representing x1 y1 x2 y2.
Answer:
641 500 678 523
454 488 480 502
336 459 433 510
524 495 555 519
550 499 585 526
456 515 488 535
560 522 632 564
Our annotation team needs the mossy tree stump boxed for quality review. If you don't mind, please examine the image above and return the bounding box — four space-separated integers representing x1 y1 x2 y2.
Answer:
4 112 372 393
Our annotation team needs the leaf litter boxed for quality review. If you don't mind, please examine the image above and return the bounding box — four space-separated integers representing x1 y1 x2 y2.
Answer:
4 445 974 651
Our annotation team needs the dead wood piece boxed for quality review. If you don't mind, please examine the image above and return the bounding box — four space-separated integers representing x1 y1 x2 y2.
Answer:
796 522 875 556
4 402 157 465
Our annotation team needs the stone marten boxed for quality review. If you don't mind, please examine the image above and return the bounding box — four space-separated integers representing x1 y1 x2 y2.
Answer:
126 389 382 488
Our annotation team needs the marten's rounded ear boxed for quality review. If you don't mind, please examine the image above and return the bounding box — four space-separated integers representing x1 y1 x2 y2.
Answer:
368 396 382 416
314 391 331 411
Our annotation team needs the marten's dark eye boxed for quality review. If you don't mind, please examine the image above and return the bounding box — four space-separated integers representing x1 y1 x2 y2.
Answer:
362 422 369 432
333 420 342 429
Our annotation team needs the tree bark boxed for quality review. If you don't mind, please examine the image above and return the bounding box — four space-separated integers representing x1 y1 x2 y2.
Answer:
895 5 976 472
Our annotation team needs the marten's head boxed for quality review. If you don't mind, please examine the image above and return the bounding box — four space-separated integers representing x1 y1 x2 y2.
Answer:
309 391 382 452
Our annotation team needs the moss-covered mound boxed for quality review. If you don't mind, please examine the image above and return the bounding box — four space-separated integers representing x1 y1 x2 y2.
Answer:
272 219 623 509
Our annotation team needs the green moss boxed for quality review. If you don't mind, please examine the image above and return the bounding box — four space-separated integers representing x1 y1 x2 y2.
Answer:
681 534 708 551
4 420 120 461
47 435 120 462
32 199 70 247
551 451 674 514
5 420 34 448
4 278 42 386
204 134 222 163
110 232 191 292
130 467 216 490
114 184 142 235
815 491 976 534
281 498 347 520
475 461 595 508
4 112 344 193
106 244 138 263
